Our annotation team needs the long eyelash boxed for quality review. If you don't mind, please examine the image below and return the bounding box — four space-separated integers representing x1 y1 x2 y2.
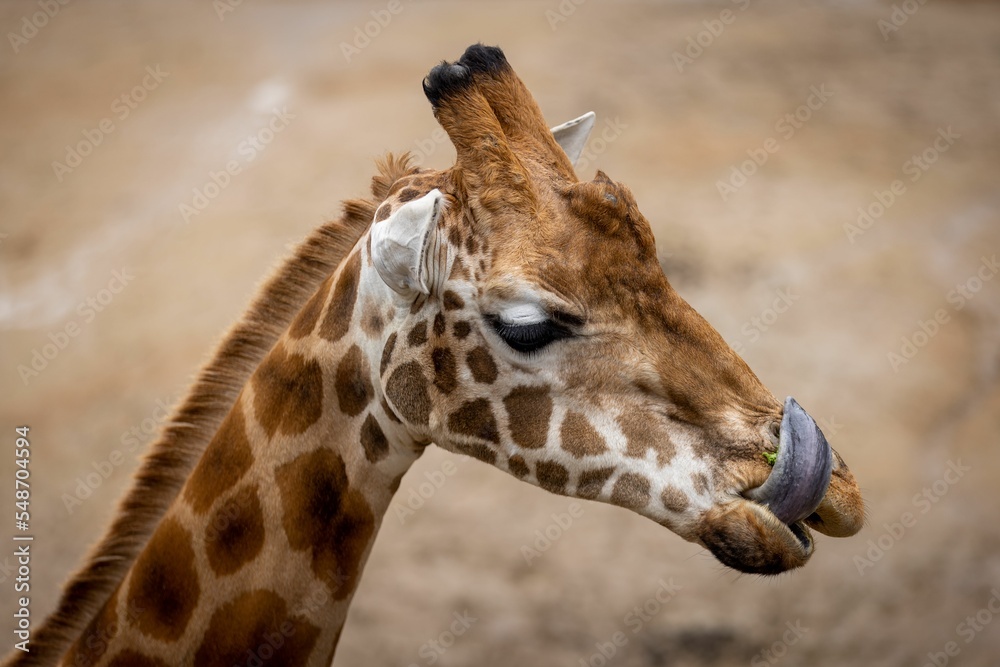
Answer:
486 316 572 353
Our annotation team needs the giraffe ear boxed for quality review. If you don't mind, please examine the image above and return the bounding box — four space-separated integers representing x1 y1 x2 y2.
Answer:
550 111 596 167
370 189 446 297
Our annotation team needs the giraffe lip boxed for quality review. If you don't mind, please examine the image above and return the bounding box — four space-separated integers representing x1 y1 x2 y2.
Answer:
698 499 815 575
744 396 834 525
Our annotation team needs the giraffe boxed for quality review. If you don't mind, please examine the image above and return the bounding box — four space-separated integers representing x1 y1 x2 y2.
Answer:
6 45 865 667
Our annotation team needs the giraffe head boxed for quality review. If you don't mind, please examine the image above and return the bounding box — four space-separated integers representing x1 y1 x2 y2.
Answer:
365 45 863 575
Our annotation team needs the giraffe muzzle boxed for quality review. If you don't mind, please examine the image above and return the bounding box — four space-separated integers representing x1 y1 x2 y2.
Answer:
696 397 843 575
744 396 834 525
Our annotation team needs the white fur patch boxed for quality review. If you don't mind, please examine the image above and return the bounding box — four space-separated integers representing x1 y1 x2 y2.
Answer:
498 301 547 325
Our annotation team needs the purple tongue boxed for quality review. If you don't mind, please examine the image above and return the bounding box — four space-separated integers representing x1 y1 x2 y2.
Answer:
746 397 834 525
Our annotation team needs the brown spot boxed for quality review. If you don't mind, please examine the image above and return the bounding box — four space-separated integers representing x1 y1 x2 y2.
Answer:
466 346 497 384
692 472 710 495
442 290 465 311
335 345 374 417
433 312 446 336
536 461 569 495
193 590 320 667
453 320 472 339
465 235 479 255
409 174 436 189
107 652 170 667
127 517 200 641
578 467 615 499
276 448 375 597
455 442 497 465
253 343 325 438
407 320 428 347
381 397 402 423
611 473 652 510
448 256 467 281
431 347 458 394
66 584 122 666
619 409 675 467
508 455 529 478
385 361 431 426
374 202 392 222
503 386 552 449
397 187 420 202
319 251 361 343
288 275 332 339
380 332 397 377
447 398 499 443
560 411 608 458
448 226 462 247
661 486 690 513
387 178 407 197
205 483 266 577
361 300 385 338
360 413 389 463
185 402 253 515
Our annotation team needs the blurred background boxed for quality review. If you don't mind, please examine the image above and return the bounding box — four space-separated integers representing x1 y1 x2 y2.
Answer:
2 1 999 665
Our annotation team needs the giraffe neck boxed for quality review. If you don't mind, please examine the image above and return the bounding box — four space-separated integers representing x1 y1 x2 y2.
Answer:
62 230 424 666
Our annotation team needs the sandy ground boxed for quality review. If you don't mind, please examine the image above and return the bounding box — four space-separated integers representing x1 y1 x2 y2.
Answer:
2 1 1000 665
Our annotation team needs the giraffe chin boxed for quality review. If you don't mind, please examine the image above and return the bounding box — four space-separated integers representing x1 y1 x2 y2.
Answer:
697 500 816 575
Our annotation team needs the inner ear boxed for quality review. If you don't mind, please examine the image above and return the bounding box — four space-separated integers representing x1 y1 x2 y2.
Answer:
550 111 596 168
370 189 445 297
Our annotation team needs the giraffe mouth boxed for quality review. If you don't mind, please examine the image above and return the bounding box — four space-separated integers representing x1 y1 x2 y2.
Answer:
744 397 834 525
697 397 838 575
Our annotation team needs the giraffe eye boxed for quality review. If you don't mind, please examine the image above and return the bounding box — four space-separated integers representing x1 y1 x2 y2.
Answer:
486 315 572 354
